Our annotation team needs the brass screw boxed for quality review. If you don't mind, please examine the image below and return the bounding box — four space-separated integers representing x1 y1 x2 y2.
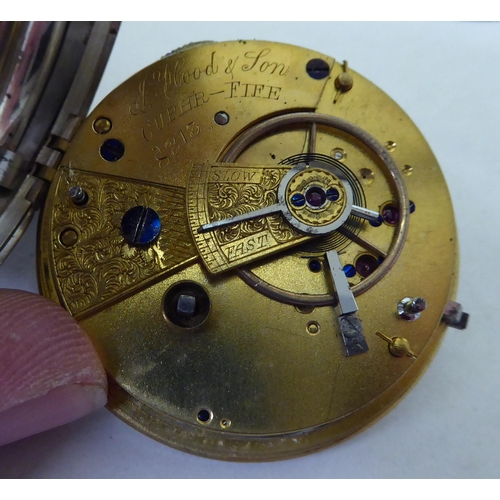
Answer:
220 418 231 429
92 117 112 134
60 228 78 247
385 140 397 152
306 321 320 335
331 147 345 161
403 164 413 175
359 168 375 186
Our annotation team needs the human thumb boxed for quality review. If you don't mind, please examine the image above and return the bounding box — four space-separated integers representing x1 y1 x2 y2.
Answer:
0 289 107 446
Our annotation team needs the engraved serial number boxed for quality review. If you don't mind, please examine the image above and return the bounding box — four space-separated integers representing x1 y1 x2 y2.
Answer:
153 121 200 168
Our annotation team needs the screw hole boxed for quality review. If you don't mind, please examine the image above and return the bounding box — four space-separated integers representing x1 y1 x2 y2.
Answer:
308 259 322 273
295 305 315 314
197 409 212 424
385 140 397 152
359 168 374 186
306 321 320 335
59 228 79 247
220 418 231 429
331 148 345 160
214 111 229 125
164 281 211 329
382 204 400 225
92 117 112 135
355 254 380 278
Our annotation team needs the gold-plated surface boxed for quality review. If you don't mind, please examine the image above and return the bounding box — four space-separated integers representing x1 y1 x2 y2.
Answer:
92 117 112 135
47 167 196 318
376 331 417 358
188 162 306 274
285 167 347 226
37 41 459 461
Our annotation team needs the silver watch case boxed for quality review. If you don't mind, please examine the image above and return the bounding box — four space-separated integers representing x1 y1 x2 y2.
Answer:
0 21 119 263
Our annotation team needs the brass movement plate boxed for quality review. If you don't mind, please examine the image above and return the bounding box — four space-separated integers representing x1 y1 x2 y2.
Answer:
38 41 458 461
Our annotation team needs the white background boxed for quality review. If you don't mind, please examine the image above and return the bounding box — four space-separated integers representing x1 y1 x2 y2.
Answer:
0 21 499 478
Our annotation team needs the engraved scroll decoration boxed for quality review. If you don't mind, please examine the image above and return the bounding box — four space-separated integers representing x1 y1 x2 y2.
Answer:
51 168 197 317
188 164 307 274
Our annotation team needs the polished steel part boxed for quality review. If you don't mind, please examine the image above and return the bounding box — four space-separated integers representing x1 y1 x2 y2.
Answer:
325 249 368 357
177 294 197 317
350 206 380 222
220 111 410 298
0 21 119 264
68 186 88 206
199 201 283 233
338 314 369 356
325 249 358 316
198 160 364 237
37 40 464 461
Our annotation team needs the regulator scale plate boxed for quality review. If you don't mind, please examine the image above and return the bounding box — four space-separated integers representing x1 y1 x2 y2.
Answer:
36 40 467 461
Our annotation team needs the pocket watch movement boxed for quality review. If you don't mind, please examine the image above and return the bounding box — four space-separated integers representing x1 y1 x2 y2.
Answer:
1 28 469 461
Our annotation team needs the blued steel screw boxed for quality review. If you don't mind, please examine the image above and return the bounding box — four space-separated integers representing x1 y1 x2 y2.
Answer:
306 59 330 80
100 138 125 162
121 206 161 246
